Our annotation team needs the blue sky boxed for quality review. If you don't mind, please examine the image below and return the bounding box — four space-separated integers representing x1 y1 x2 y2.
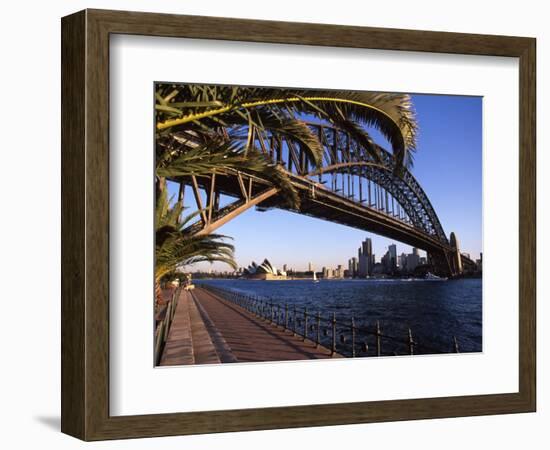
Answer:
169 93 482 272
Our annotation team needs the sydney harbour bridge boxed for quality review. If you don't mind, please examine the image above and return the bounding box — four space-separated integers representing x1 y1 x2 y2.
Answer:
174 122 475 277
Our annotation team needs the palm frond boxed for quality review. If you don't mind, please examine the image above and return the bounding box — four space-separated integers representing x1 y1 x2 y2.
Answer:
155 231 237 282
250 109 323 167
157 138 300 209
300 90 418 169
192 107 325 168
155 84 418 170
154 184 238 282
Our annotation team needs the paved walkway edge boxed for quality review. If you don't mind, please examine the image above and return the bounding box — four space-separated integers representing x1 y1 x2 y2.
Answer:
190 291 238 363
159 290 194 366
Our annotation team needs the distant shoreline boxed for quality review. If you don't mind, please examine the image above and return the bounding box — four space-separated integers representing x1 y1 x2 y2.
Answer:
192 275 481 282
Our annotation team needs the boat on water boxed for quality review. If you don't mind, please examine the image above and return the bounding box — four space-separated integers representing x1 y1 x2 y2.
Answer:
313 272 319 283
424 272 448 281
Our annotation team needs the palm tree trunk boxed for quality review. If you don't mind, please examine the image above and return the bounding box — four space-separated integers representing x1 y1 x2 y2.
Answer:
155 176 167 313
155 281 163 313
156 176 166 200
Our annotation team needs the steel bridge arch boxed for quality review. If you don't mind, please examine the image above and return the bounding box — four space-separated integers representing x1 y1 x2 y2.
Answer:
300 124 449 245
171 122 473 275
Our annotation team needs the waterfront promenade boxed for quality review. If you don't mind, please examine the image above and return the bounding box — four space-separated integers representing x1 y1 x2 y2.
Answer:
159 287 338 366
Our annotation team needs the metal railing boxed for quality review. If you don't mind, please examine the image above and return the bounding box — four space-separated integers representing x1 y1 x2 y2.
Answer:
154 286 182 365
200 284 461 357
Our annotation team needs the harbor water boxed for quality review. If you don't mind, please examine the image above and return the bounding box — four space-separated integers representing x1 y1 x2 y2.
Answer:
196 278 482 356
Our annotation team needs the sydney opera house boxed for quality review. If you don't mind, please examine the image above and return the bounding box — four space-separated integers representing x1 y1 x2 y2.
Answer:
242 259 287 280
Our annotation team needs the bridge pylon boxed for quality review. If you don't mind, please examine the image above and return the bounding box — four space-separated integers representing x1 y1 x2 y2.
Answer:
448 232 463 277
427 232 463 278
448 231 464 277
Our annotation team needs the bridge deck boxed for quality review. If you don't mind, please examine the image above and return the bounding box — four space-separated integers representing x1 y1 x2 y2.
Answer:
160 287 338 365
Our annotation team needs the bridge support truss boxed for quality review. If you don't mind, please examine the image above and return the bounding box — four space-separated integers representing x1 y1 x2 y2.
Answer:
166 123 476 278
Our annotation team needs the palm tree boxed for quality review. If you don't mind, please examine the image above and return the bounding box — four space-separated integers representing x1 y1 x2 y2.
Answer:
155 188 236 309
155 84 418 172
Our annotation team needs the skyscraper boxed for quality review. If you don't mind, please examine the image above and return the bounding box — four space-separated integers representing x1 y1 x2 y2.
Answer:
357 237 374 277
476 252 483 271
348 257 358 277
406 251 420 272
399 252 407 271
388 244 397 271
381 250 391 273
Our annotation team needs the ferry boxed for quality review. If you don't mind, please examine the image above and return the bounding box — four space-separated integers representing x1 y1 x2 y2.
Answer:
424 272 447 281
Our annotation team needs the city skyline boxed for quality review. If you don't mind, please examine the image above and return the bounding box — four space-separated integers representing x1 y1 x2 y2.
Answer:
186 237 483 275
168 93 482 273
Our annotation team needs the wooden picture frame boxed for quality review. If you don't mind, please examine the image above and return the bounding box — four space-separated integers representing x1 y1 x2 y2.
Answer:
61 9 536 441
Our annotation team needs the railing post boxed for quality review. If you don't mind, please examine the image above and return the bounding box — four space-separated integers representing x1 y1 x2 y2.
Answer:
316 311 321 347
284 303 288 331
165 302 172 331
154 322 164 366
376 320 381 356
351 316 356 357
331 312 336 356
293 306 297 336
408 328 414 355
453 336 460 353
304 308 308 341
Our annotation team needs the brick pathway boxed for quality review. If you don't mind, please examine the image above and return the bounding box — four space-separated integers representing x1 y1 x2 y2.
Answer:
191 287 337 363
159 290 195 366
